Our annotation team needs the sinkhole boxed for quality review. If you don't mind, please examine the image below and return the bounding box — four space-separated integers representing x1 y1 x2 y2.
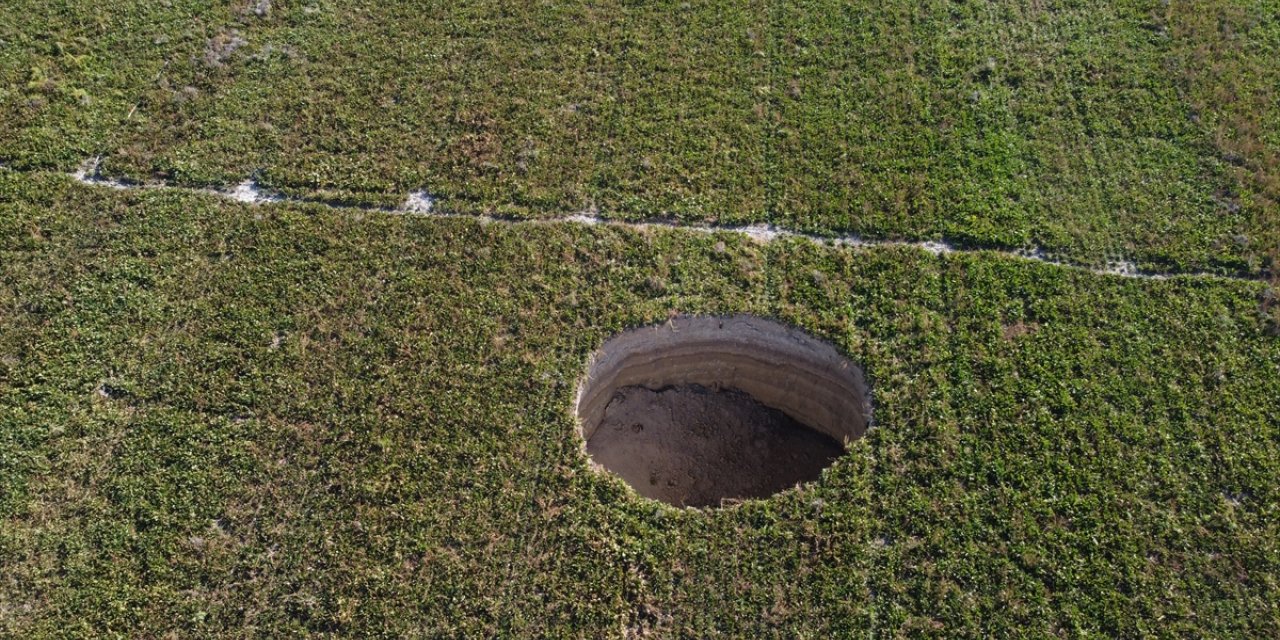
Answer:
575 315 872 508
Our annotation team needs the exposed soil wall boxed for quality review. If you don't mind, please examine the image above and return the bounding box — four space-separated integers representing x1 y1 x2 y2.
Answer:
575 315 872 506
587 384 845 507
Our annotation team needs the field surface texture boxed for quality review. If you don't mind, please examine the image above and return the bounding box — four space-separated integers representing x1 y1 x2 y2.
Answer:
2 0 1279 637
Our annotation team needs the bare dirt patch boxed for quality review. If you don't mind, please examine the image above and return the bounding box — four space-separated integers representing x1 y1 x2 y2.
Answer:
588 385 844 507
203 30 247 68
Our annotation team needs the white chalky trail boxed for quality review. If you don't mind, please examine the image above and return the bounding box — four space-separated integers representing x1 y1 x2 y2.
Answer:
227 180 282 204
61 160 1265 284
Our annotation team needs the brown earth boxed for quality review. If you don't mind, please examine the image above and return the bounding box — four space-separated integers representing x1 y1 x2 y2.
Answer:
586 384 845 508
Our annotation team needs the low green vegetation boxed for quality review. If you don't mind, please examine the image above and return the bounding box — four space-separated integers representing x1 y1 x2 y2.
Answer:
1165 0 1280 320
0 1 240 169
1 171 1277 635
3 1 1278 273
3 0 1280 636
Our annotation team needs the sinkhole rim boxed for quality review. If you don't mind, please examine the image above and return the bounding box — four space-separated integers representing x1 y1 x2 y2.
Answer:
574 314 873 508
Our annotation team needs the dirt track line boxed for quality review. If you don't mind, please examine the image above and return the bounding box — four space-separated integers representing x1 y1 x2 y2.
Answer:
56 158 1263 285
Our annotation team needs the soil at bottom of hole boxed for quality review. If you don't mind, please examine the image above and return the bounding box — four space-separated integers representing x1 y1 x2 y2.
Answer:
586 384 845 507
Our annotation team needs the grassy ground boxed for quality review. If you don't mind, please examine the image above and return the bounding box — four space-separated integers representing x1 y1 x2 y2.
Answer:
2 1 1278 272
1 170 1277 636
1164 0 1280 321
3 0 1280 636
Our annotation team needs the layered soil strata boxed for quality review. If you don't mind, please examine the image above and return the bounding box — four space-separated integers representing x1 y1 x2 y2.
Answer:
576 315 871 507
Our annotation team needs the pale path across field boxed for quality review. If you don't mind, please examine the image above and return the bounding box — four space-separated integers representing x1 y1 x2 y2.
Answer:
54 157 1265 285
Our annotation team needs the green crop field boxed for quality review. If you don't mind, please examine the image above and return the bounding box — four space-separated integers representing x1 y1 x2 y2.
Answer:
2 0 1279 637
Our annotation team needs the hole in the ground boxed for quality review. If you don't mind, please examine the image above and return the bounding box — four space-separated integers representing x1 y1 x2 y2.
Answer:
576 315 872 508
